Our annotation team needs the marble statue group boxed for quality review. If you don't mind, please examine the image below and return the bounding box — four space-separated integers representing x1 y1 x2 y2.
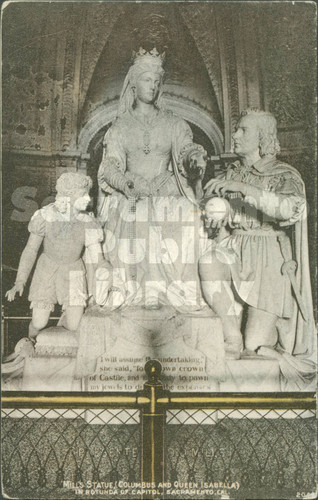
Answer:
5 48 316 391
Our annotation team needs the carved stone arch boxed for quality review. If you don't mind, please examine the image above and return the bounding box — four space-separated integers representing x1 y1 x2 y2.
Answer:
163 96 224 154
78 98 224 156
78 102 117 154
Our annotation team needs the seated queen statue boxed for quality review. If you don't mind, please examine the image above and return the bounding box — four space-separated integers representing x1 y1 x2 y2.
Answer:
96 48 210 311
74 49 227 382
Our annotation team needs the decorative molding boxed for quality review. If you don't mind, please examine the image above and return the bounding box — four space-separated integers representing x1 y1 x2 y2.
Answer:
132 13 171 50
60 11 77 151
3 148 89 160
257 4 315 129
78 102 118 153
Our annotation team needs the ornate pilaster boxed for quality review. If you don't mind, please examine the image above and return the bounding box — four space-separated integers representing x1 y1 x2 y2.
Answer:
78 3 124 124
215 6 240 150
231 5 263 111
178 3 223 121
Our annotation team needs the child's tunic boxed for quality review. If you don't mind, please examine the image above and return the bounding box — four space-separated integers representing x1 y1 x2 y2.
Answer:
28 203 103 311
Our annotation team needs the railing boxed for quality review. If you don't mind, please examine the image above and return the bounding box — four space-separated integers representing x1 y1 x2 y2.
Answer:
2 360 317 499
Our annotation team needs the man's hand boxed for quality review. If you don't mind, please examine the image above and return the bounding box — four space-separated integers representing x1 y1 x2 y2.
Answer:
203 197 230 229
6 282 24 302
205 179 248 197
204 215 229 230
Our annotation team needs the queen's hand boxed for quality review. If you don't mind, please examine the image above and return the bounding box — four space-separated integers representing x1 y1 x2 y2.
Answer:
123 180 150 200
186 151 207 180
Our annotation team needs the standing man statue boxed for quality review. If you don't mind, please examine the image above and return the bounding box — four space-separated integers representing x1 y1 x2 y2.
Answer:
200 109 316 371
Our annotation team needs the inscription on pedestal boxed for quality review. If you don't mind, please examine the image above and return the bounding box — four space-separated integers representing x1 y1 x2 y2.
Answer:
86 343 212 392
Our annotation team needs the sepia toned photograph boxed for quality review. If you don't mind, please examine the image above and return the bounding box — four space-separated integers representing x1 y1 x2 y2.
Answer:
1 1 317 499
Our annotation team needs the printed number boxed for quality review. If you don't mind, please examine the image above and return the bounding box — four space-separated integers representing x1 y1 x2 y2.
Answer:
296 493 316 499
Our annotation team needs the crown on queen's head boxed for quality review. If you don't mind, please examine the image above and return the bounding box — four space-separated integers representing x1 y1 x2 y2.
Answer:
132 47 165 65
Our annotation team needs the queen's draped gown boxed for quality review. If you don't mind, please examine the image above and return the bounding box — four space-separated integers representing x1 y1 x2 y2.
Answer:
97 108 211 311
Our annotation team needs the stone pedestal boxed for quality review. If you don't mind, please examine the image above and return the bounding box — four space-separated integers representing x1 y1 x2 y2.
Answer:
15 309 282 393
221 358 281 392
76 305 225 392
22 356 81 391
22 327 81 391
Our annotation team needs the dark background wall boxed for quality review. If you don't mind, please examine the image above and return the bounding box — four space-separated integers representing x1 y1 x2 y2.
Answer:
2 2 316 326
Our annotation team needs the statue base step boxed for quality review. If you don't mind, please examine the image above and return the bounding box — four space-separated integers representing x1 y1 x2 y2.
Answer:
13 320 281 393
